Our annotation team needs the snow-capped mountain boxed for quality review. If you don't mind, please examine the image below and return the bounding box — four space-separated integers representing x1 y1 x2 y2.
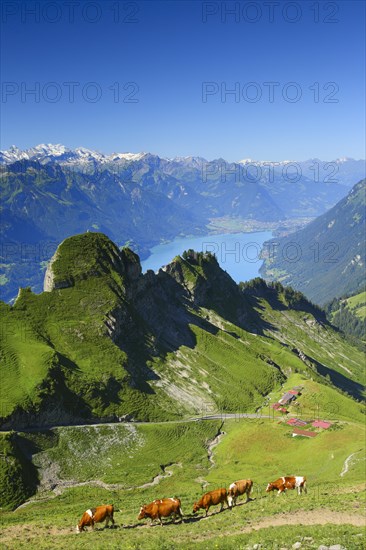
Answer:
237 156 365 186
168 156 208 168
1 144 363 187
0 144 150 167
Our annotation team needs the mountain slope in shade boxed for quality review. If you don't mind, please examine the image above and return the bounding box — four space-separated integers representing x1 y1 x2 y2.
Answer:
261 179 366 305
0 232 364 430
325 290 366 341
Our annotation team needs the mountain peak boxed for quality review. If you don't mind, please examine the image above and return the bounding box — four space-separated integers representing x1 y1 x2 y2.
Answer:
43 232 140 292
0 144 154 167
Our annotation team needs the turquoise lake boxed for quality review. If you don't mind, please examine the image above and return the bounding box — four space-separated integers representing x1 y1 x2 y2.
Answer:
141 231 272 283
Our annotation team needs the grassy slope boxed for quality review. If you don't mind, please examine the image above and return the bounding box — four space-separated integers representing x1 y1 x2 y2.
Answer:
211 417 365 490
0 302 55 417
1 260 364 426
0 283 140 420
0 433 37 510
3 284 364 425
37 421 220 488
0 396 364 549
325 289 366 341
251 292 366 399
346 290 366 318
1 233 364 429
0 280 283 423
0 233 365 547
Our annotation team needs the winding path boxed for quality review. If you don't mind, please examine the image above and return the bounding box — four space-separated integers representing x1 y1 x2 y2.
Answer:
3 412 273 433
340 450 363 477
237 509 365 535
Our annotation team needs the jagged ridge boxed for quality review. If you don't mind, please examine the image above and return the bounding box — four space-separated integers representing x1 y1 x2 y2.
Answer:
0 232 364 430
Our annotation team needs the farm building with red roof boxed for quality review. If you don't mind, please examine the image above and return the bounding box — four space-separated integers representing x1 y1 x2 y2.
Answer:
312 420 332 429
279 392 296 405
287 418 308 426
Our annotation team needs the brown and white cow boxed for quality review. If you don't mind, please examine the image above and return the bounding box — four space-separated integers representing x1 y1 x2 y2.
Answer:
138 498 183 526
76 504 115 532
266 476 307 496
227 479 253 507
192 488 230 516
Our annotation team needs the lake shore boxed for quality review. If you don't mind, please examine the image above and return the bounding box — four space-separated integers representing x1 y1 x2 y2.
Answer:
141 230 273 283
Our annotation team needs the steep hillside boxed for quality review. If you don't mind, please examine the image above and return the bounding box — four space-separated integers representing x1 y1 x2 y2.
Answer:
0 233 364 431
0 432 37 510
261 179 366 304
325 290 366 341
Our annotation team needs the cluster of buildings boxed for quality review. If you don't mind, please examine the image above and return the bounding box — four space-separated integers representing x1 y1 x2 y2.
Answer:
271 386 303 414
290 420 332 438
271 386 333 438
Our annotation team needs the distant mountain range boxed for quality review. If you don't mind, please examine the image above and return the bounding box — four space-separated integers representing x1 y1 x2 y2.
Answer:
1 145 364 189
261 179 366 305
0 144 364 302
1 232 364 430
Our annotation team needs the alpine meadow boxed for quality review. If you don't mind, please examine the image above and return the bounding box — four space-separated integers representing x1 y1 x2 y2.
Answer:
0 1 365 549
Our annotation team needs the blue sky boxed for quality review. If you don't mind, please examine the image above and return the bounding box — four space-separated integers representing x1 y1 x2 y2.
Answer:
1 0 365 161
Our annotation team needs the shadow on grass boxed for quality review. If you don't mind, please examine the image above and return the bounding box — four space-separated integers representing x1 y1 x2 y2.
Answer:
185 506 234 522
122 518 185 529
232 497 256 507
121 510 236 528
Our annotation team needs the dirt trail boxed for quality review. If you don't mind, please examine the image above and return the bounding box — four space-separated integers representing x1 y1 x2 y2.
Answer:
4 413 271 434
340 450 363 477
241 509 365 532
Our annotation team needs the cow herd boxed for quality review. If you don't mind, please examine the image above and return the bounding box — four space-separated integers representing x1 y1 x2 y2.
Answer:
76 476 307 532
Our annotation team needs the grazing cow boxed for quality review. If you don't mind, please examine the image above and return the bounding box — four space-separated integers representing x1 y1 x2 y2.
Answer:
192 488 230 516
76 504 115 532
266 476 307 496
227 479 253 507
138 498 183 526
